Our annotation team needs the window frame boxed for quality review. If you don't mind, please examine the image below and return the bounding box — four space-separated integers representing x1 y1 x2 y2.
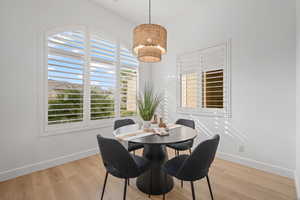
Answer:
176 40 231 118
41 26 139 136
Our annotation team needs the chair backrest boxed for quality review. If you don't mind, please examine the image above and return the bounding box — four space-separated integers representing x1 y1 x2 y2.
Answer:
114 119 135 130
176 119 195 129
97 134 139 177
177 135 220 181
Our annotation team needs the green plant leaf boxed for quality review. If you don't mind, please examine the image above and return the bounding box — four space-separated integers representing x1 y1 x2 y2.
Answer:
137 82 162 121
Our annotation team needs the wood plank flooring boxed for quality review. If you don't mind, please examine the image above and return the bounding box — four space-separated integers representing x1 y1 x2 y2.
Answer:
0 150 297 200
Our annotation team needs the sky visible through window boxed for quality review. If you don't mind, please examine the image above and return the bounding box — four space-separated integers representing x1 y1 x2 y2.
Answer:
48 32 138 87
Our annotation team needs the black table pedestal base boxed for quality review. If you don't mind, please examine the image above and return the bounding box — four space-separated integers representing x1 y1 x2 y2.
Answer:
136 144 174 195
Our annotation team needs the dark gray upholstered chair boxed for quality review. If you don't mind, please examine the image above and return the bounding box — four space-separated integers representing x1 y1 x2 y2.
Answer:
114 119 144 154
97 134 150 200
166 119 196 188
167 119 195 156
163 135 220 200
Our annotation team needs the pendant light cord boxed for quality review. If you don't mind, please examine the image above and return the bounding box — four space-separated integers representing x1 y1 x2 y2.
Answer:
149 0 151 24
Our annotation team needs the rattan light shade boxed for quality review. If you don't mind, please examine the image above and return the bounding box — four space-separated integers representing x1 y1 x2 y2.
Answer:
133 24 167 63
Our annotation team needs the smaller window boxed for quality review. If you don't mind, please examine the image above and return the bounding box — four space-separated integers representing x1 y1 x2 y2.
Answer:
177 41 231 117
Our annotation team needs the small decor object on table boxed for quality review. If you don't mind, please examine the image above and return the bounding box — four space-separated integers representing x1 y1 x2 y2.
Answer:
159 117 167 128
153 127 169 136
138 83 162 131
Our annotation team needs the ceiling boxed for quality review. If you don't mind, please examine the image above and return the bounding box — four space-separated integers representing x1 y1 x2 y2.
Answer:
92 0 202 25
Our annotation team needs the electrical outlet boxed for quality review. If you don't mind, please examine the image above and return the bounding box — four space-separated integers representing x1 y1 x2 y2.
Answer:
238 145 245 153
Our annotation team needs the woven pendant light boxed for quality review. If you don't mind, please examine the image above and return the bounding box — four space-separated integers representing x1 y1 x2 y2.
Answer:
133 0 167 63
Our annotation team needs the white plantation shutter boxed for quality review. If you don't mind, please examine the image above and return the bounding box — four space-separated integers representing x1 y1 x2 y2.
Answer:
177 41 231 117
119 46 138 117
46 28 139 131
181 72 198 108
89 34 116 120
47 31 85 125
202 69 224 108
201 44 226 110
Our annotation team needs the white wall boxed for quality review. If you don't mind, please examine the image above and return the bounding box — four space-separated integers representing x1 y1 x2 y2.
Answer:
296 0 300 197
0 0 296 183
152 0 296 177
0 0 150 181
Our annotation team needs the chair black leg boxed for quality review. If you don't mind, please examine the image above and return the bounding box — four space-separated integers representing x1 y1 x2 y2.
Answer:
206 176 214 200
148 168 152 198
175 150 183 188
189 148 192 155
175 151 184 188
190 181 195 200
174 149 176 157
101 171 108 200
128 179 130 186
123 179 128 200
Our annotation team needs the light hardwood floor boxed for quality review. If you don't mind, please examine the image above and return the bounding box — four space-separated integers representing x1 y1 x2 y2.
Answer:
0 150 297 200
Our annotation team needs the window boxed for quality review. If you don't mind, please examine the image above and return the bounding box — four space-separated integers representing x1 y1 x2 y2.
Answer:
46 29 139 132
177 41 231 117
89 34 116 120
120 46 138 117
47 31 85 125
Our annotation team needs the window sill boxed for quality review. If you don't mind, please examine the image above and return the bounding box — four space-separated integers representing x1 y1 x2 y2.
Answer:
40 120 114 137
177 108 232 118
40 116 140 137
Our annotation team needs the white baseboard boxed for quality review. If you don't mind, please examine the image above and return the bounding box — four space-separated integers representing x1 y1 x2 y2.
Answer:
295 171 300 200
0 148 98 182
217 152 294 178
0 148 295 185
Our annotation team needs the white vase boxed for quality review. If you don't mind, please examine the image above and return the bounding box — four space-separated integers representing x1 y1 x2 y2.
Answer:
143 121 151 129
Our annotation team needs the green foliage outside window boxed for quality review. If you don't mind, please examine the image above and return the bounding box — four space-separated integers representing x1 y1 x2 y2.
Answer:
48 85 115 125
90 86 115 120
120 68 137 117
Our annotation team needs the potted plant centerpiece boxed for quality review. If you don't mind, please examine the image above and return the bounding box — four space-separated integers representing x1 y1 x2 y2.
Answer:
137 83 162 130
